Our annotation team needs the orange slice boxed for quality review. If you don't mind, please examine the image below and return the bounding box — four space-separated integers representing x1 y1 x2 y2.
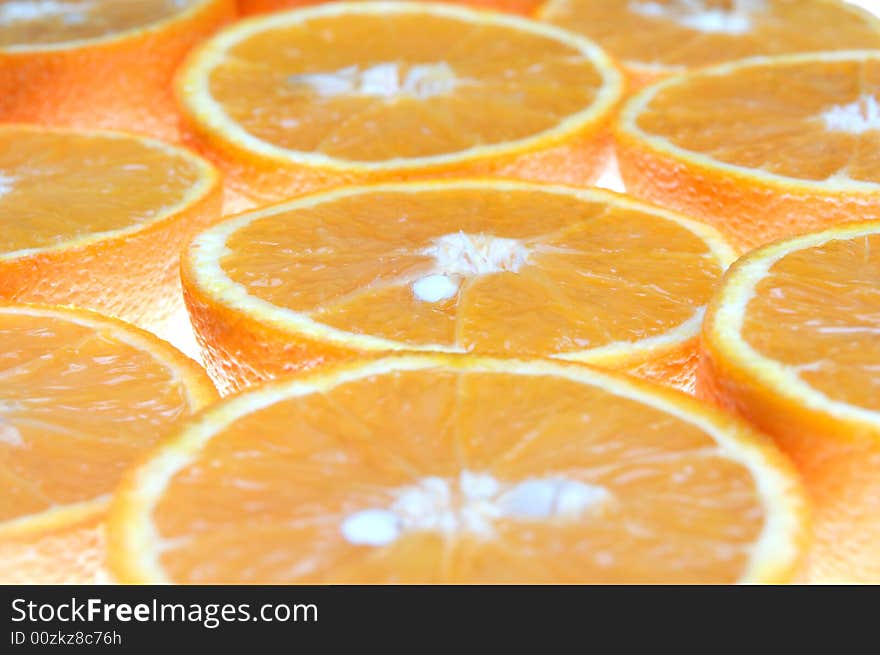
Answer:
238 0 544 16
699 221 880 583
0 303 217 583
175 2 623 207
182 180 735 394
0 124 222 340
108 354 808 584
538 0 880 89
0 0 235 141
616 51 880 251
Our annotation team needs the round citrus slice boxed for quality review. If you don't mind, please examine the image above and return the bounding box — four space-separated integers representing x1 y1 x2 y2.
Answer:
700 221 880 583
175 2 623 207
182 180 735 394
538 0 880 89
108 354 807 584
238 0 544 16
0 303 217 583
616 51 880 251
0 124 222 340
0 0 235 141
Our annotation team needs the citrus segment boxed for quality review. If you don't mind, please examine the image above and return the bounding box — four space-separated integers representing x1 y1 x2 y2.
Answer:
699 221 880 582
0 304 217 583
182 181 734 393
0 125 221 339
108 355 807 584
616 51 880 250
176 2 622 205
539 0 880 88
0 0 235 140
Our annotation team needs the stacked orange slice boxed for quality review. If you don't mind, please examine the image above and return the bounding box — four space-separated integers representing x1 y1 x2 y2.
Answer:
0 124 221 340
175 2 623 208
0 0 235 141
0 304 216 583
616 51 880 250
182 180 735 394
700 221 880 582
108 355 808 584
539 0 880 89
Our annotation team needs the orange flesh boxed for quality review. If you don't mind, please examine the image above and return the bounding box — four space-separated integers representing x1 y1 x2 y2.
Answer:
743 233 880 411
0 127 202 255
0 308 200 525
238 0 545 16
0 518 105 583
151 368 764 583
219 187 723 356
634 57 880 184
0 0 202 47
540 0 880 70
206 12 604 161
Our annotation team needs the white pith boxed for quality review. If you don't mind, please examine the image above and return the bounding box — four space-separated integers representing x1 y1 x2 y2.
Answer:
411 232 531 303
0 415 23 447
412 274 460 303
426 232 530 276
290 62 458 100
0 172 15 200
340 471 611 546
822 95 880 134
629 0 766 35
192 180 735 361
112 355 806 583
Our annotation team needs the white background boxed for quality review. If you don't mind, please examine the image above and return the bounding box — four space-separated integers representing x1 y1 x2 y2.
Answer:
848 0 880 16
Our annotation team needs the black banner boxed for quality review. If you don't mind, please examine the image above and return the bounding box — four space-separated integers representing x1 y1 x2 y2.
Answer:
0 585 864 650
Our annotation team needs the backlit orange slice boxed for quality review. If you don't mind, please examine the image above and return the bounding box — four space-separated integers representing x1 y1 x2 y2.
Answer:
182 180 735 394
175 2 623 207
0 0 235 141
108 355 808 584
0 124 221 340
700 221 880 582
0 303 217 583
538 0 880 89
616 51 880 251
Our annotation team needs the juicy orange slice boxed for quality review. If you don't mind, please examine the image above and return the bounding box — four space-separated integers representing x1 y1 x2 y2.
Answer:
0 0 235 141
700 221 880 583
238 0 544 16
108 355 807 584
616 51 880 250
0 303 217 583
0 517 106 584
539 0 880 88
0 124 221 340
175 2 622 207
182 180 735 393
